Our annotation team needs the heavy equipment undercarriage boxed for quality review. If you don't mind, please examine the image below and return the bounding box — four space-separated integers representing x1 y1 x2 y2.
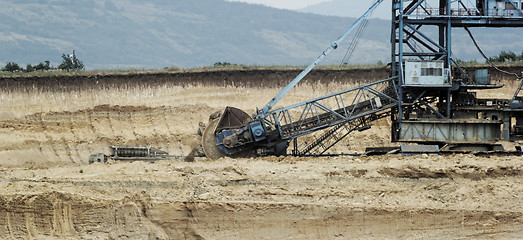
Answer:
89 145 182 163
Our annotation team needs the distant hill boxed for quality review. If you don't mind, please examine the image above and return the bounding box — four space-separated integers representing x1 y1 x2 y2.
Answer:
0 0 521 70
299 0 393 19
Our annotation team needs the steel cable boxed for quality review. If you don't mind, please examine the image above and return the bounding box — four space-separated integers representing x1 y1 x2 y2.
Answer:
339 1 378 66
464 27 522 80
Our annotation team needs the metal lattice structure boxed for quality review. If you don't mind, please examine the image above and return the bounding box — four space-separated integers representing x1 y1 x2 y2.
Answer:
391 0 523 145
265 77 398 139
201 1 523 159
262 77 398 155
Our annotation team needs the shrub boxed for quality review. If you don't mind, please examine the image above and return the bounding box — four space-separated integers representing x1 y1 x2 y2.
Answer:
58 50 84 71
25 64 34 72
2 62 23 72
34 61 52 71
214 61 236 67
489 50 521 63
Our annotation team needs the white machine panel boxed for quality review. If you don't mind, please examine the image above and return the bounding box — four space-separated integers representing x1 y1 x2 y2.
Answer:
404 60 448 86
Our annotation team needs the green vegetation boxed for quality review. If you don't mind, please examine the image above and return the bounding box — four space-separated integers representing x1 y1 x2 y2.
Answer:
456 53 523 67
2 61 53 73
489 51 523 63
213 61 238 67
0 63 386 78
26 61 52 72
1 51 84 74
2 51 522 78
58 50 84 72
1 62 23 72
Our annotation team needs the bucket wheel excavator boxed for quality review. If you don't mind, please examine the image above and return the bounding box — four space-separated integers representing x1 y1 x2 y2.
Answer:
201 1 393 159
201 0 523 158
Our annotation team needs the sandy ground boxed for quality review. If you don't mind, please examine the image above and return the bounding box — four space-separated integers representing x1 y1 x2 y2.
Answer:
0 71 522 239
1 155 522 239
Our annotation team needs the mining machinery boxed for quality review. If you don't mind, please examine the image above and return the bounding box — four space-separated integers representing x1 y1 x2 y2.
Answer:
201 0 523 158
89 145 181 163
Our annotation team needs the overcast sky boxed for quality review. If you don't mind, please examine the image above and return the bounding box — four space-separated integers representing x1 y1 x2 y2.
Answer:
226 0 331 10
226 0 392 19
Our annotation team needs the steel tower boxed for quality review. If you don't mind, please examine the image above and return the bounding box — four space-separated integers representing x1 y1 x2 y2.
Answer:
391 0 523 148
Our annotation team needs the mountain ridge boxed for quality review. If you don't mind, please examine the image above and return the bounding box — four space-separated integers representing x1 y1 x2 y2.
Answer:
0 0 520 70
299 0 392 19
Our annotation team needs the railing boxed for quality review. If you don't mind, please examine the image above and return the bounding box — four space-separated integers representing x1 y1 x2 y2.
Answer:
294 110 392 156
407 8 523 17
264 77 399 140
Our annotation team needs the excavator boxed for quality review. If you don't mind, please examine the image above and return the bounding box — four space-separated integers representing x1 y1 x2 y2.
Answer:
200 0 397 159
201 0 523 159
87 1 522 162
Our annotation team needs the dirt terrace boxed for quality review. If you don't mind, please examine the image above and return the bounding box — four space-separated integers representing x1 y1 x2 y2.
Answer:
1 155 522 239
0 68 522 239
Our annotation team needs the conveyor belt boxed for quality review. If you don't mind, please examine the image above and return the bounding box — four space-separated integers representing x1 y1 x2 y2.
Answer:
265 77 399 141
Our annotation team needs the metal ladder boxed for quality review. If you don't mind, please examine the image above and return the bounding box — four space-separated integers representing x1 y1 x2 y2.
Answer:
264 76 399 153
295 111 393 156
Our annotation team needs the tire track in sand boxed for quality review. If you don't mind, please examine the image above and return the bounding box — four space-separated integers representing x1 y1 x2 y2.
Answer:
59 137 75 163
105 110 117 142
162 106 190 155
38 114 60 159
116 109 145 146
22 115 44 154
40 112 76 163
87 109 116 160
130 108 150 146
88 109 114 145
162 107 175 137
161 107 176 153
65 116 83 163
129 111 143 145
71 110 97 163
87 110 99 142
147 107 164 148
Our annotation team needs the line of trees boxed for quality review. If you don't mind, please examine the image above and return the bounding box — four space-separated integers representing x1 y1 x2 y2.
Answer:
488 50 523 63
1 50 84 73
2 50 522 73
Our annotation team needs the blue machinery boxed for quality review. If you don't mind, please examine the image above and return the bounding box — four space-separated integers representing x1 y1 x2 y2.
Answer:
391 0 523 150
201 0 523 158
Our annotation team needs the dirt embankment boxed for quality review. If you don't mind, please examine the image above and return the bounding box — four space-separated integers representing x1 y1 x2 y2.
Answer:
0 68 390 90
1 66 520 168
2 65 521 90
0 68 394 168
1 156 522 239
0 104 210 168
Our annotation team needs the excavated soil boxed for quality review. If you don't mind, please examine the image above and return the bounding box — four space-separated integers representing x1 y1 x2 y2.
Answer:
0 69 522 239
